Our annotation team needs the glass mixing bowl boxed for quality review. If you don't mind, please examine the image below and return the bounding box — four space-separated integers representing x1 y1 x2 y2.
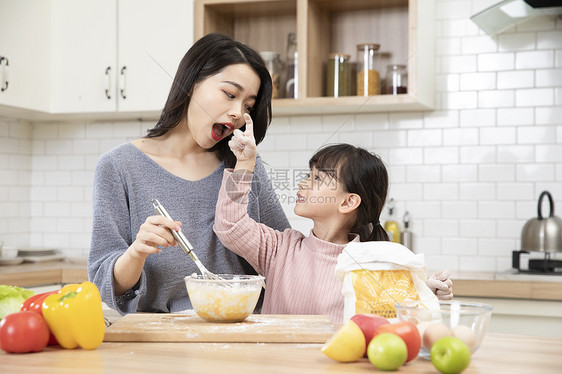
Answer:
396 301 493 359
185 274 264 323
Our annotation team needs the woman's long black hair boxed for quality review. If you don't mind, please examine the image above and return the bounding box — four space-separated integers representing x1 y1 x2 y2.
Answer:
309 144 390 242
145 33 273 168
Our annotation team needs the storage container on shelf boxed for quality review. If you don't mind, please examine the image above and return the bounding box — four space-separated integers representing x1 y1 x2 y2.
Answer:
326 53 351 97
385 64 408 95
260 51 282 99
285 32 298 99
356 43 380 96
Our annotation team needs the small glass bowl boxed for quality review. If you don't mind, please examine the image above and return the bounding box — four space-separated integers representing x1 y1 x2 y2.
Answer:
184 274 264 323
396 301 493 359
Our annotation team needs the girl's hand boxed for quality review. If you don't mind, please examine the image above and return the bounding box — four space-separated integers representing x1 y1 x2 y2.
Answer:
127 215 180 259
229 113 257 164
426 270 454 300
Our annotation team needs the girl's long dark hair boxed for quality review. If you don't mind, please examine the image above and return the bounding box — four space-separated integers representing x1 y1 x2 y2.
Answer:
309 144 390 242
145 33 272 168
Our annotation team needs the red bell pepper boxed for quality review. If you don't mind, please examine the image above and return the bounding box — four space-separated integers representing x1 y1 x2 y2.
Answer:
20 289 60 345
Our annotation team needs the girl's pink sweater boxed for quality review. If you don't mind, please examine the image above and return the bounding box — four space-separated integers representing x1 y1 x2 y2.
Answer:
213 170 359 324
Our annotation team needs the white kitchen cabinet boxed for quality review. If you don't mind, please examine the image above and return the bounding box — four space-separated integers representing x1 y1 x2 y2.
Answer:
50 0 116 113
0 0 51 112
116 0 193 112
51 0 194 114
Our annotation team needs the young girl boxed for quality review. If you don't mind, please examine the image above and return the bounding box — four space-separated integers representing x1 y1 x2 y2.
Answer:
214 115 452 323
88 34 290 315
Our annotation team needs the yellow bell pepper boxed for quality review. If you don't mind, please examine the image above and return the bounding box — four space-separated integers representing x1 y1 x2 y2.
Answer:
42 281 105 350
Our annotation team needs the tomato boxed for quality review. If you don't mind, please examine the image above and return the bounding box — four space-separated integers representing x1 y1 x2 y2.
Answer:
20 290 60 345
0 311 50 353
375 321 421 362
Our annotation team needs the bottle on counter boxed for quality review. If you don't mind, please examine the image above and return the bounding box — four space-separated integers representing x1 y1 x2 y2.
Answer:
356 43 380 96
326 53 351 97
260 51 282 99
384 198 401 244
401 211 412 251
285 32 298 99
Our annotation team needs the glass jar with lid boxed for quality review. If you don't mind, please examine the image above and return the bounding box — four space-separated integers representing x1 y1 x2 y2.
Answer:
385 64 408 95
326 53 351 97
260 51 282 99
285 32 298 99
356 43 380 96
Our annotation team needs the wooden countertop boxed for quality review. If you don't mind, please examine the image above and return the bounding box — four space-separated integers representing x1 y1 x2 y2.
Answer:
449 271 562 301
2 260 561 301
1 331 560 373
0 258 88 287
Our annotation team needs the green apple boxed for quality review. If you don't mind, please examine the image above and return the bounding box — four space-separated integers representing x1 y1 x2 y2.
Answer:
367 332 407 371
430 336 471 374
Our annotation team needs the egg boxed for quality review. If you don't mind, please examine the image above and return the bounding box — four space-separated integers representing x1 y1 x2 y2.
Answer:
416 320 431 339
453 325 477 351
422 323 452 349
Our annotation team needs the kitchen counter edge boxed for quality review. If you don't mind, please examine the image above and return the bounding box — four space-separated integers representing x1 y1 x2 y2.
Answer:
1 261 561 301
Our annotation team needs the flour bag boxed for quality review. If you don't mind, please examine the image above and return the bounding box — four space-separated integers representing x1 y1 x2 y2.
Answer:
335 241 439 322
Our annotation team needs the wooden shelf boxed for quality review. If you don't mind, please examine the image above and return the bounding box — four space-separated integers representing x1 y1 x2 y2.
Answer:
195 0 435 115
272 94 432 115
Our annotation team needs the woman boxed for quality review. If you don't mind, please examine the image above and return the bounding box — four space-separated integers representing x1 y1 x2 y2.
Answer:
88 33 290 314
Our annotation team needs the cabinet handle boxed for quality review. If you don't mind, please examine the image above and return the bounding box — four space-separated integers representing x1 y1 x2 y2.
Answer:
120 66 127 99
105 66 112 99
0 56 9 92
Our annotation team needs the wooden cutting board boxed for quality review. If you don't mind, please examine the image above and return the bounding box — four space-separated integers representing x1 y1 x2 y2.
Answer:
103 312 336 343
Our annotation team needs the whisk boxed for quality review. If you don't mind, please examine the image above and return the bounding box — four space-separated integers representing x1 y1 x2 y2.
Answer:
152 198 224 281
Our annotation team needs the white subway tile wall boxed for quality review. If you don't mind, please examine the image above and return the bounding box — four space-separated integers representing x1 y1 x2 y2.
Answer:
0 119 32 248
0 0 561 273
0 119 144 255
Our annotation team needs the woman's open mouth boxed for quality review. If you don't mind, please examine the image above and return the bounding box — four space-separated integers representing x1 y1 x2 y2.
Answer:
211 123 234 141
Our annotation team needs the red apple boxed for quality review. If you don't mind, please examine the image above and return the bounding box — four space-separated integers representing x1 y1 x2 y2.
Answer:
350 313 390 356
375 321 422 363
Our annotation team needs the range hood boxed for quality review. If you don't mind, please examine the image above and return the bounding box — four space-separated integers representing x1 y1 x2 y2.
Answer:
471 0 562 35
